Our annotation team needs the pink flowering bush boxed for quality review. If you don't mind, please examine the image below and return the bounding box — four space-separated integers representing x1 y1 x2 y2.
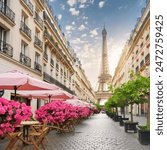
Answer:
0 98 32 136
35 101 78 124
35 101 92 125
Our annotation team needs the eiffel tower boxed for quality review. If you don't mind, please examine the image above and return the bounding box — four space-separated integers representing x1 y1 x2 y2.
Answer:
96 26 112 104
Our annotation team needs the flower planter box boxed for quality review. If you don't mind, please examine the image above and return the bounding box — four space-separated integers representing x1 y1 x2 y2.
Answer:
119 118 129 126
106 112 115 118
137 126 150 145
124 121 138 133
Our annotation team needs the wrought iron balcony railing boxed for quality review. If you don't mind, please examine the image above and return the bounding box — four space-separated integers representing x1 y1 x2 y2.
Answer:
34 61 42 72
34 36 43 49
0 1 15 22
20 21 31 39
22 0 33 13
44 30 58 48
34 12 43 27
43 72 75 95
0 40 13 57
20 53 31 67
145 53 150 63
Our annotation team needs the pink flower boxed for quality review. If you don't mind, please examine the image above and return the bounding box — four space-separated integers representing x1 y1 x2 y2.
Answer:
0 106 6 115
0 98 32 136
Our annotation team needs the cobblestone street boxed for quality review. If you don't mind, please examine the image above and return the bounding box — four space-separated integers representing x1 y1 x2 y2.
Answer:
0 113 150 150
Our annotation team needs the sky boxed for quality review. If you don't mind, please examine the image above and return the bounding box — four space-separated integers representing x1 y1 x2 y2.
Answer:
48 0 147 90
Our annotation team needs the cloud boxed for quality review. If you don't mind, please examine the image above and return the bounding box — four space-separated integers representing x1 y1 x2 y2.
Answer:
60 4 65 10
69 8 80 16
85 21 88 25
78 24 86 31
82 16 88 20
65 25 75 31
78 0 87 3
81 33 87 37
90 28 98 37
71 38 88 44
107 37 126 76
57 14 62 20
76 43 101 89
118 6 123 10
50 0 56 2
72 21 75 25
99 1 105 8
67 0 77 7
79 4 86 8
66 31 72 34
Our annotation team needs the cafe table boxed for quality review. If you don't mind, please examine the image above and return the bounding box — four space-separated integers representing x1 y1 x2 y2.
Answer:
21 120 40 141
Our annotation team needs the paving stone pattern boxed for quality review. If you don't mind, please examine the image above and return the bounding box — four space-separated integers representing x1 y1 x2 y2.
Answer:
0 114 150 150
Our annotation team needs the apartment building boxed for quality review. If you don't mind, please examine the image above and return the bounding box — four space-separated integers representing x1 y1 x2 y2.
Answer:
112 0 150 115
0 0 96 112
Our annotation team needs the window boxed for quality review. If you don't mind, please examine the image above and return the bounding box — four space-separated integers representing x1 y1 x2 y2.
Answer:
44 44 47 54
67 70 69 78
60 68 63 74
0 26 6 42
140 60 144 68
43 64 46 72
35 28 40 37
146 34 149 41
135 66 139 73
50 69 53 76
21 41 27 55
145 53 150 62
140 42 143 48
56 63 59 71
35 52 40 63
21 12 28 24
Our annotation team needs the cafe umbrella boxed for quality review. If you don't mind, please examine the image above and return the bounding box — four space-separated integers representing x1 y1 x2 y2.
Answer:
18 89 75 102
0 70 59 99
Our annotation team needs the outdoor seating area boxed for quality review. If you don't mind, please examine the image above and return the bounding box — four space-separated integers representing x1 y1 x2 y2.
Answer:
0 70 99 150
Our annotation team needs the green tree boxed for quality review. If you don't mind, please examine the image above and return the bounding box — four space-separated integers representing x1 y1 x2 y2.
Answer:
121 75 150 122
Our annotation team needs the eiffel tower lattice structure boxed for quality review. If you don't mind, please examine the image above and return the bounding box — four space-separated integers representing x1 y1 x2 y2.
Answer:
95 26 112 104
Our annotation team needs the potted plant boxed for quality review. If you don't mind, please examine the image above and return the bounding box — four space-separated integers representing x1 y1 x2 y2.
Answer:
120 75 143 133
113 86 129 126
135 76 150 145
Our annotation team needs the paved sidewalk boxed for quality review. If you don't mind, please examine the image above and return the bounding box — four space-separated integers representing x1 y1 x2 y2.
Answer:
0 114 150 150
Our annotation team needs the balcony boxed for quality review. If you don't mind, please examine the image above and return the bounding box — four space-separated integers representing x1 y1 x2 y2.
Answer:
140 60 145 71
34 61 42 73
20 21 31 40
20 0 33 15
50 58 54 67
43 52 48 62
34 36 43 50
0 40 13 57
44 30 58 48
43 72 75 95
34 12 43 28
145 53 150 65
36 0 45 9
20 53 31 67
43 11 58 34
0 1 15 24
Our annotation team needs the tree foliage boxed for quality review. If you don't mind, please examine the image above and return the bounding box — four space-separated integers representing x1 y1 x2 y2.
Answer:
105 74 150 122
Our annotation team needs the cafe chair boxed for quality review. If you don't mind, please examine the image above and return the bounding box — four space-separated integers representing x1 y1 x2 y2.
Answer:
28 125 49 150
5 132 23 150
